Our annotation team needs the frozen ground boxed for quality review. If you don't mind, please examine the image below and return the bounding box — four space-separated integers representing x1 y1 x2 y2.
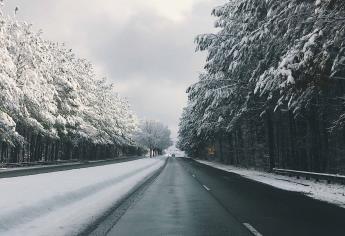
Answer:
196 160 345 208
0 157 166 236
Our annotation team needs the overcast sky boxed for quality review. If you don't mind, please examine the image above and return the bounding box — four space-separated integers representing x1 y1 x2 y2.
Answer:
3 0 224 140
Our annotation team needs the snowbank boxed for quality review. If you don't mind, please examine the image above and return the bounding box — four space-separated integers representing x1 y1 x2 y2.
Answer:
0 157 166 236
196 160 345 208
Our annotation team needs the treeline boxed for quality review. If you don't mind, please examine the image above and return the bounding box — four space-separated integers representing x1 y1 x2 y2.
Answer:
178 0 345 174
0 9 142 164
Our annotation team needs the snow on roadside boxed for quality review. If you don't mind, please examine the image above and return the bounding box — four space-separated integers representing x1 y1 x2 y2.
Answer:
0 157 166 236
196 160 345 208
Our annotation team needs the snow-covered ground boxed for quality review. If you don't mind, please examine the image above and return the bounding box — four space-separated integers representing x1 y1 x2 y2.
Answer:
196 160 345 208
0 157 166 236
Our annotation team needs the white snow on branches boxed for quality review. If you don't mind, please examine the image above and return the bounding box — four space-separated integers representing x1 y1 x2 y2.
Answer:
0 9 138 146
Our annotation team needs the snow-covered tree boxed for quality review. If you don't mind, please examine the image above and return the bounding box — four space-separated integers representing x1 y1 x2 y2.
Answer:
0 4 140 163
179 0 345 174
135 120 173 157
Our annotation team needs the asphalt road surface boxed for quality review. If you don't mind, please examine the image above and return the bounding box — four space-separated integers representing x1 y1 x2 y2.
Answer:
106 157 251 236
96 157 345 236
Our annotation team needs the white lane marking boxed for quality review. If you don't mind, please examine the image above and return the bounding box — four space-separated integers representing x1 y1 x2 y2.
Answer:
202 185 211 191
243 223 263 236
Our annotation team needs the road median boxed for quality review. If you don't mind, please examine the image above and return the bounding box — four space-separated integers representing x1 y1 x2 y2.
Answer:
0 156 144 179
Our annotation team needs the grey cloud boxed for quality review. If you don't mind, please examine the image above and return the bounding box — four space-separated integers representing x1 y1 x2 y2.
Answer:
72 4 211 82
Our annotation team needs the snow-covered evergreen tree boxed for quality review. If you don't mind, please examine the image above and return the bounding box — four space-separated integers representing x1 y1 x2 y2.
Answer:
179 0 345 173
0 5 140 163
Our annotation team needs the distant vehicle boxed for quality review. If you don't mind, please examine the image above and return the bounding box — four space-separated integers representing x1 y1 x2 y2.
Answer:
172 154 176 157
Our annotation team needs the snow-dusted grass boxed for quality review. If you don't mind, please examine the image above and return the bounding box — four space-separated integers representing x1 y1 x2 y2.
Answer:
196 160 345 208
0 157 166 236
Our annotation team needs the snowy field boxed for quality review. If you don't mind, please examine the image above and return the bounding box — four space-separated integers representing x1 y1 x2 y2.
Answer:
0 157 166 236
196 160 345 208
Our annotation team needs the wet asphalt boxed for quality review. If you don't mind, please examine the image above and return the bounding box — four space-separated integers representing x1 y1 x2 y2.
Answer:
106 157 250 236
104 157 345 236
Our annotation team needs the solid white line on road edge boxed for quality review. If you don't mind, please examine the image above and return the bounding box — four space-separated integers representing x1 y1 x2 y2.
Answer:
202 185 211 191
243 223 263 236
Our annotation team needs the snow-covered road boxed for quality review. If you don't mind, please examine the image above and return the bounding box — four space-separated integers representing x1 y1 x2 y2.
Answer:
0 157 166 236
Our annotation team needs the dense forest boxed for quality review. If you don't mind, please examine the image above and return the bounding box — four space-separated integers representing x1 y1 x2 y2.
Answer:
178 0 345 174
0 8 144 164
